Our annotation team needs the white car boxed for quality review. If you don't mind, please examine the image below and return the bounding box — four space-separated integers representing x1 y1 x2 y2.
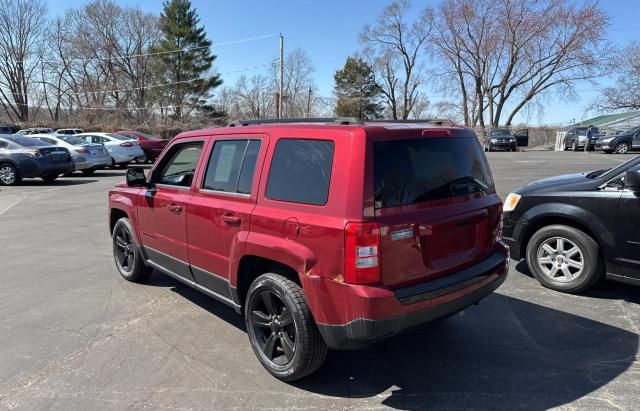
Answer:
16 128 55 135
76 132 145 167
54 128 84 136
31 134 111 175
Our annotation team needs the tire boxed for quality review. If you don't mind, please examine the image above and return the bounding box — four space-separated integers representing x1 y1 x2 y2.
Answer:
0 163 20 186
112 217 152 282
571 140 578 151
41 173 59 183
526 225 603 294
81 169 96 176
245 273 327 381
614 142 629 154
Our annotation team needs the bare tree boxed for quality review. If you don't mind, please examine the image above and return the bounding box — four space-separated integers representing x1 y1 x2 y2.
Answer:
232 74 275 119
430 0 609 128
598 42 640 111
0 0 47 123
360 0 433 119
272 49 319 117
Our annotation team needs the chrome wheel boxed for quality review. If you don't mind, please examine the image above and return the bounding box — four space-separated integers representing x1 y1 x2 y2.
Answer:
615 142 629 154
536 237 584 283
0 164 16 185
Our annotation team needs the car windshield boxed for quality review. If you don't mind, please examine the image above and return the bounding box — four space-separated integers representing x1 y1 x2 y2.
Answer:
599 155 640 181
109 133 134 141
60 136 88 145
374 137 494 208
490 129 511 136
8 136 49 147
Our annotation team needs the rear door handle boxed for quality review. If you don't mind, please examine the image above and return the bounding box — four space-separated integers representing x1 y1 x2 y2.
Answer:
222 214 241 226
168 203 182 214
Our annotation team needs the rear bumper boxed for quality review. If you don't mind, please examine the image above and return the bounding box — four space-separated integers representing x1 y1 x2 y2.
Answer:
19 158 74 178
313 250 509 350
73 156 112 170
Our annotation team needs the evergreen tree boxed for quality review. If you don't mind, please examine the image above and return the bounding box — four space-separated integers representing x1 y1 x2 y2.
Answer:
156 0 222 121
334 57 382 119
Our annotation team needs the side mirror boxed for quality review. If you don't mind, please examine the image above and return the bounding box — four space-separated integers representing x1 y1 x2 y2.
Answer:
625 169 640 192
126 166 148 187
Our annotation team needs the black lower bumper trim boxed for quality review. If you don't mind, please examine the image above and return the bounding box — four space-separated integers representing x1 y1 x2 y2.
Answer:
317 270 507 350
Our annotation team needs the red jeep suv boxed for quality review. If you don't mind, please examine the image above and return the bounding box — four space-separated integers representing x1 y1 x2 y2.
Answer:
108 118 509 381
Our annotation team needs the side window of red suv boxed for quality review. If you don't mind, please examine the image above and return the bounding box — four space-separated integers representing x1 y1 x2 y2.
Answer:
202 139 261 194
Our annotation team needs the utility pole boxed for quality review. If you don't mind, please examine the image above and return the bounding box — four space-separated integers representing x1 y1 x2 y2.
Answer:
278 34 284 119
306 87 312 117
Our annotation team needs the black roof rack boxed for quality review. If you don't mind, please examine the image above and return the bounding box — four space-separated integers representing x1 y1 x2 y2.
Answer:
226 117 454 127
369 119 454 125
228 117 363 127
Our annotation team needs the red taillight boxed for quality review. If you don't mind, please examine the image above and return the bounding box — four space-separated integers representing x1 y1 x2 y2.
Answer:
120 142 133 147
75 148 90 154
345 222 381 284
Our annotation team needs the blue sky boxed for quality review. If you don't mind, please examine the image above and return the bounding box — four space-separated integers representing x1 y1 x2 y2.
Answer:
49 0 640 125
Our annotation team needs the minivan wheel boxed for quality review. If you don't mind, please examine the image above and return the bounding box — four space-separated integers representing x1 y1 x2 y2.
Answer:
0 163 20 186
526 225 602 293
245 273 327 381
571 140 578 151
112 217 151 282
615 142 629 154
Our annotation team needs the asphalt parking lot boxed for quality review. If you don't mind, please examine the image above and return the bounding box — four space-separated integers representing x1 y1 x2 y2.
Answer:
0 151 639 410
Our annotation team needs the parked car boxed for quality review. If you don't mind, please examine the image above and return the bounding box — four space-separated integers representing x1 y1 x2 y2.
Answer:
113 130 168 162
0 135 73 185
485 128 516 151
563 126 602 151
503 155 640 293
595 126 640 154
77 132 145 167
15 128 55 135
31 134 111 175
54 128 84 136
109 118 509 381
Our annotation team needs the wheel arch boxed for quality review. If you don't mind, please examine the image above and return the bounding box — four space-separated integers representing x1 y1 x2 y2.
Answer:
235 255 301 309
519 207 613 267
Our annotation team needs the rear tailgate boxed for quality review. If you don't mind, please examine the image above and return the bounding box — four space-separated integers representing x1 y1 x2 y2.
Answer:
372 133 501 288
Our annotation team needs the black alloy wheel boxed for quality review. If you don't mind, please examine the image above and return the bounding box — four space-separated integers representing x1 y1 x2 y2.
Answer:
249 289 297 366
112 217 151 282
245 273 327 381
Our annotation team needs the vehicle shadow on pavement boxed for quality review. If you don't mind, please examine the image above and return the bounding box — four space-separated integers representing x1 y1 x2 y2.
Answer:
144 272 637 410
16 179 99 186
515 259 640 304
295 294 638 410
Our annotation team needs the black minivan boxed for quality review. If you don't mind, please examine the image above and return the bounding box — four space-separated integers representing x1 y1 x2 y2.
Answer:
503 155 640 293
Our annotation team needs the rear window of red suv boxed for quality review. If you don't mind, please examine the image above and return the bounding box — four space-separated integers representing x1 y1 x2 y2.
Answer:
374 137 494 208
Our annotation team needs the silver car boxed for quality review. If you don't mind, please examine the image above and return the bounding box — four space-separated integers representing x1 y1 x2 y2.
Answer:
31 134 111 175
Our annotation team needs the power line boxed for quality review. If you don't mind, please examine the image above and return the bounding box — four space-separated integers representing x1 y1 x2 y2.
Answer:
0 63 272 97
9 33 278 65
